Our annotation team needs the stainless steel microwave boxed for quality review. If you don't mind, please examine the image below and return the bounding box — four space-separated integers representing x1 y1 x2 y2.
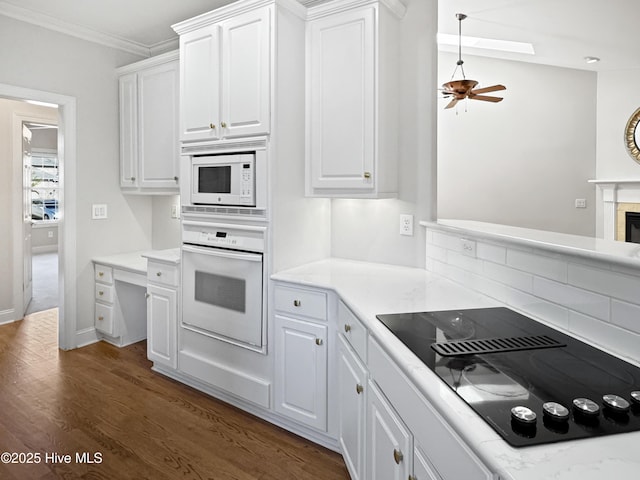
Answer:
191 153 255 206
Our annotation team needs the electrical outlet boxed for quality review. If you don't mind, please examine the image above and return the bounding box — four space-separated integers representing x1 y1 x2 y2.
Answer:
47 231 54 238
461 238 476 257
92 204 108 220
575 198 587 208
171 204 180 219
400 214 414 236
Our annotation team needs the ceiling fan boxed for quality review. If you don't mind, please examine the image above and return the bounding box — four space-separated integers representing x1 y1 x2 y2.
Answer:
441 13 506 110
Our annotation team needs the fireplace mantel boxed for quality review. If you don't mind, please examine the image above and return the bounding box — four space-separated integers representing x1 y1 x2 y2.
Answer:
589 179 640 240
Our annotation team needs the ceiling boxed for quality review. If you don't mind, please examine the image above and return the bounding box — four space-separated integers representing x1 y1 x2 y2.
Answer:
439 0 640 72
0 0 636 70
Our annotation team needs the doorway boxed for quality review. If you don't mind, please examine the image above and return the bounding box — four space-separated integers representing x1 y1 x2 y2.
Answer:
23 121 59 316
1 82 77 350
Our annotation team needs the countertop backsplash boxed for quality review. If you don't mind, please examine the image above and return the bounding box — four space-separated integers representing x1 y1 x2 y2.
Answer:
423 220 640 366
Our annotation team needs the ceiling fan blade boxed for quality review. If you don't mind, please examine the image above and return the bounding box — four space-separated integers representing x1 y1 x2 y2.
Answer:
444 98 459 109
469 94 503 103
470 84 506 95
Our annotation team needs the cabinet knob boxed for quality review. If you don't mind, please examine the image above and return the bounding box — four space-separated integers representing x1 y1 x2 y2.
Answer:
409 476 417 480
344 324 352 333
98 272 104 277
221 121 227 128
363 171 372 179
174 176 179 182
209 123 216 129
156 271 162 277
98 291 104 296
145 293 150 299
356 384 363 395
393 449 403 465
293 300 301 307
97 316 104 321
131 176 136 182
315 338 323 346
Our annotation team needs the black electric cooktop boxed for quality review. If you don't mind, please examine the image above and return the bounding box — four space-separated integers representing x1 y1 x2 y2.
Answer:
376 307 640 447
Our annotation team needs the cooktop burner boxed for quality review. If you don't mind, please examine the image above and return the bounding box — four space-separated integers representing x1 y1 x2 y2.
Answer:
376 307 640 447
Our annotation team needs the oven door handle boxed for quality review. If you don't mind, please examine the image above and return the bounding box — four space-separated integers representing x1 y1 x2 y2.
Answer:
182 244 262 262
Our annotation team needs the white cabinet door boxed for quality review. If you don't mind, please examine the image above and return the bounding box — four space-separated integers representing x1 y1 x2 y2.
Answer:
274 315 327 431
147 284 177 369
179 25 220 142
138 61 179 189
367 380 411 480
413 444 441 480
308 7 375 192
119 72 138 187
338 335 367 480
220 7 271 138
179 6 270 143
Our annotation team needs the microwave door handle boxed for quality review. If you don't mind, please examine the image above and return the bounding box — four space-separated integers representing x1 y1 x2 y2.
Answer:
182 244 262 262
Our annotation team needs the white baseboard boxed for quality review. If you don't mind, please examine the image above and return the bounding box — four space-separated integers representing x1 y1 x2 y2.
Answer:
0 308 18 325
75 326 99 348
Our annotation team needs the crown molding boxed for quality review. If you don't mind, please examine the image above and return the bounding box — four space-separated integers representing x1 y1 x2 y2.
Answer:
0 1 153 57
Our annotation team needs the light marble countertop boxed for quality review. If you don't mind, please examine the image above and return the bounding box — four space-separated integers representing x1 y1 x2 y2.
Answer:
272 258 640 480
424 219 640 268
93 248 180 275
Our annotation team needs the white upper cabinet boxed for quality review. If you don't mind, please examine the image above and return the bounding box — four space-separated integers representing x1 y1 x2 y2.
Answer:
118 52 179 192
177 6 271 143
306 0 405 198
118 51 179 193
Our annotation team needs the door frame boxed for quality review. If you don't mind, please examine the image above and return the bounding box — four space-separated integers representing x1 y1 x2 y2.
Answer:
3 82 77 350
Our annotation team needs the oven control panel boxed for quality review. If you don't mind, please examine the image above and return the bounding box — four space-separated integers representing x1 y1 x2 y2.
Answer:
182 221 265 253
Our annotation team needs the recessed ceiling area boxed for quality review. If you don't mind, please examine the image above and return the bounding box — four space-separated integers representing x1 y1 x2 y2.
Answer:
438 0 640 71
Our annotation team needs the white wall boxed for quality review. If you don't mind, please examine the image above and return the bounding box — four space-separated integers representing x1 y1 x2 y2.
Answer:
330 0 438 268
152 195 181 250
0 15 152 334
437 53 597 237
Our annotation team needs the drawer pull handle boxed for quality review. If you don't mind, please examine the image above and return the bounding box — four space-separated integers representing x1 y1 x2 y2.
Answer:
315 338 323 346
344 324 352 333
393 449 403 465
97 316 104 321
356 384 363 395
293 300 301 307
156 272 162 277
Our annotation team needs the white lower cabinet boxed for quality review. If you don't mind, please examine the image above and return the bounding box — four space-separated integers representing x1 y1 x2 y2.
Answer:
413 444 442 480
146 284 177 369
274 314 328 431
338 335 367 480
367 380 412 480
146 260 179 370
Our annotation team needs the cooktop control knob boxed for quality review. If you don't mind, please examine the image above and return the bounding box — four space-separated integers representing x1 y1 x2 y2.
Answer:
511 406 537 425
572 398 600 417
603 394 630 413
630 391 640 405
542 402 570 422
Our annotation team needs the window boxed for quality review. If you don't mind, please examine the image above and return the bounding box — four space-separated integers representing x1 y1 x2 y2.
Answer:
31 150 59 222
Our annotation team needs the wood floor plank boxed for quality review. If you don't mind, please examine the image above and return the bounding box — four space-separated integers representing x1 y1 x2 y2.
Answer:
0 310 349 479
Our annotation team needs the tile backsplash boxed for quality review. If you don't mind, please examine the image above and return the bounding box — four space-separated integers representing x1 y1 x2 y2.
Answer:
425 227 640 365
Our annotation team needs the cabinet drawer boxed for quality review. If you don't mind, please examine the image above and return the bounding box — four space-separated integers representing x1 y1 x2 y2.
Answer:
147 262 179 287
95 264 113 284
274 285 327 320
95 283 114 303
95 303 115 336
338 301 367 363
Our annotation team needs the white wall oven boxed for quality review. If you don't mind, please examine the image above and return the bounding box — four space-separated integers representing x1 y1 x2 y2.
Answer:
182 221 267 353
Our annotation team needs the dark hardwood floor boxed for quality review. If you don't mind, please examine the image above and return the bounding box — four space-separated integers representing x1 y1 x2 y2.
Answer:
0 309 349 479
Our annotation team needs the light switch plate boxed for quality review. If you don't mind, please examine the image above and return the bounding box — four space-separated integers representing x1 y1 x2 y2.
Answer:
92 204 108 219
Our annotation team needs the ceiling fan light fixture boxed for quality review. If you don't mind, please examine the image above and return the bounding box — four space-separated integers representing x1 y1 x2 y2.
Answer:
440 13 506 110
584 56 600 64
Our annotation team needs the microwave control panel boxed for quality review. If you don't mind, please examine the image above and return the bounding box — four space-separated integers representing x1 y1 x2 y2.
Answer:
241 164 253 199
